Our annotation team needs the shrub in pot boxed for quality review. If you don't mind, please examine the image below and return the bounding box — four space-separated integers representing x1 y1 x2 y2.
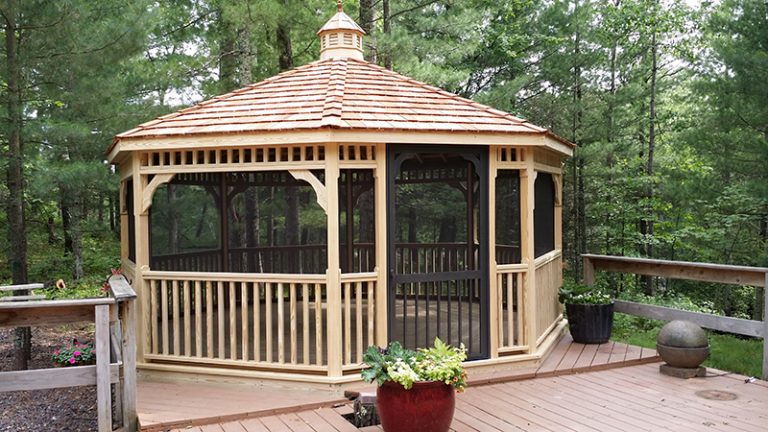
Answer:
362 338 467 432
559 281 614 344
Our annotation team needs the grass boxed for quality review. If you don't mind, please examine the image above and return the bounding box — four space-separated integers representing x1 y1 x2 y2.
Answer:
612 314 763 378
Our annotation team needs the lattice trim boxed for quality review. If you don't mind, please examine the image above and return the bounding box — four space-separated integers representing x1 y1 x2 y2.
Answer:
141 145 326 169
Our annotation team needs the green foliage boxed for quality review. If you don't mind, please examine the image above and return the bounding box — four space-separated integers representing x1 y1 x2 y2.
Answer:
559 280 612 305
362 338 468 392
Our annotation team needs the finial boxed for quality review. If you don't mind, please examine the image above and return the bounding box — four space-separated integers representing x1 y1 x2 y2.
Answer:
337 0 343 13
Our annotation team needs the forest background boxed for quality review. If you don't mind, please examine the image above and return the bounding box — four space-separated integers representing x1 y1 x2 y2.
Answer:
0 0 766 371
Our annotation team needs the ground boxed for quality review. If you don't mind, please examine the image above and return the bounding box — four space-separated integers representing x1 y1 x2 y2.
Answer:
0 326 97 432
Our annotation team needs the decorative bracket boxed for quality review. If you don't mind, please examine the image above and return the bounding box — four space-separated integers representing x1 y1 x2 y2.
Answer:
554 174 563 206
289 169 328 213
141 173 175 213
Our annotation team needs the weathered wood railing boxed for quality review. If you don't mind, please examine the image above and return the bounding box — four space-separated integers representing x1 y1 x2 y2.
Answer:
0 275 137 432
142 270 376 372
583 254 768 380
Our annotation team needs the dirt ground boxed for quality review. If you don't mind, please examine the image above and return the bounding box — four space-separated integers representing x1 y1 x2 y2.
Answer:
0 325 98 432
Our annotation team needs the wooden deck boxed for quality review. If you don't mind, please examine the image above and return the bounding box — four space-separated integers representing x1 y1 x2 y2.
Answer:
138 334 661 431
167 363 768 432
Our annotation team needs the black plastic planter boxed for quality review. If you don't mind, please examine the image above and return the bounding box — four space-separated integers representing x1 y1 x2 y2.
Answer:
565 302 614 344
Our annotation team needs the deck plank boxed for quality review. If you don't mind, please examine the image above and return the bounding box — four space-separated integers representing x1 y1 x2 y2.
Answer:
239 418 270 432
554 340 585 374
313 408 360 432
571 342 599 370
277 413 316 432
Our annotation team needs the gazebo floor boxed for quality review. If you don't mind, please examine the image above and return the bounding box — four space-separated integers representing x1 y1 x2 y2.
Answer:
138 334 664 431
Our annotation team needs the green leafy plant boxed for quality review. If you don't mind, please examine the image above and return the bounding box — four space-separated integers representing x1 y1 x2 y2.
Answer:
362 338 468 392
51 338 95 366
558 280 612 305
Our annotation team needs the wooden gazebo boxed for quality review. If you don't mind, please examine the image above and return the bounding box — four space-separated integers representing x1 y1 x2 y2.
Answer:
108 4 573 385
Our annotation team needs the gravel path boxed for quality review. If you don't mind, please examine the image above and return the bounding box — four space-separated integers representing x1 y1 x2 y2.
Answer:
0 326 98 432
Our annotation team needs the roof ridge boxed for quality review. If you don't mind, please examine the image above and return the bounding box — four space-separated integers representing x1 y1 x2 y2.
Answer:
347 58 544 133
321 59 348 127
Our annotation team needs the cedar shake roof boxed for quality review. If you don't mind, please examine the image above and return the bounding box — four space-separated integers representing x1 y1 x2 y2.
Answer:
111 3 573 155
115 57 563 142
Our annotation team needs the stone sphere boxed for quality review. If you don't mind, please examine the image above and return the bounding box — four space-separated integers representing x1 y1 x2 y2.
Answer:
656 320 709 368
657 320 708 348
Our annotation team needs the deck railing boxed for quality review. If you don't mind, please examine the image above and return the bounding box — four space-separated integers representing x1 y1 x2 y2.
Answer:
0 276 138 432
142 270 376 373
535 251 564 345
583 254 768 380
496 264 527 352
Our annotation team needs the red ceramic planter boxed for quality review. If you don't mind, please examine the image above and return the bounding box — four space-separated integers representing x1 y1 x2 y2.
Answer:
376 380 455 432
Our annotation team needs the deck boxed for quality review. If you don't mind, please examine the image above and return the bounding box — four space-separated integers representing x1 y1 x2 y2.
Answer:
138 335 768 432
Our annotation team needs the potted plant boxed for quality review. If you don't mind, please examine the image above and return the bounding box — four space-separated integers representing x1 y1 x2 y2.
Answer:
362 338 467 432
559 280 614 344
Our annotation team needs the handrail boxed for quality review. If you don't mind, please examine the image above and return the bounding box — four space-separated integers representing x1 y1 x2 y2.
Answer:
583 254 768 380
0 275 138 431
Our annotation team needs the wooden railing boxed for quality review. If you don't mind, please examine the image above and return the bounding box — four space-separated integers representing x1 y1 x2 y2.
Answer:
535 251 564 344
0 275 137 432
142 271 377 372
151 244 375 274
496 264 527 352
394 242 477 273
583 254 768 380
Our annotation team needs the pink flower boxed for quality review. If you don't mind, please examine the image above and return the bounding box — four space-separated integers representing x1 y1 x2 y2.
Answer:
69 357 76 364
54 349 60 355
73 351 81 357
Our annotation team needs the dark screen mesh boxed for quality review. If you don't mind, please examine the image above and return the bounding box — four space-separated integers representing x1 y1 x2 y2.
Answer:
495 170 521 264
534 172 555 257
149 171 328 274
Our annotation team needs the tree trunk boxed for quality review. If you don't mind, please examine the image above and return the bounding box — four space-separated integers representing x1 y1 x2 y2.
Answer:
383 0 392 70
4 1 31 370
168 184 179 254
359 0 376 62
61 200 73 254
276 2 293 72
70 203 84 280
571 0 584 280
640 17 658 295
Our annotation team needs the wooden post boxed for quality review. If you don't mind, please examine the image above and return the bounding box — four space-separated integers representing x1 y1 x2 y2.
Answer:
374 143 388 347
95 305 112 432
121 298 138 432
132 153 150 363
521 150 537 353
763 272 767 380
326 143 343 377
583 255 595 286
487 147 499 358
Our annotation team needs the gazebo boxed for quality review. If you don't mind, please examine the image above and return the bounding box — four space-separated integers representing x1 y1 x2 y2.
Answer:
108 4 572 385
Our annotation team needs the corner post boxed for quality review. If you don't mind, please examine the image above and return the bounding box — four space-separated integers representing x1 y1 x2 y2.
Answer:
121 296 138 431
374 143 388 347
131 152 150 363
521 149 537 354
95 304 112 432
488 147 499 358
325 143 343 377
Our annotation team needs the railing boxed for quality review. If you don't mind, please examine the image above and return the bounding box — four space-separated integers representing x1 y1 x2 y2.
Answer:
142 270 377 372
535 251 563 344
0 275 138 432
496 264 527 352
583 254 768 380
151 244 375 274
394 242 478 273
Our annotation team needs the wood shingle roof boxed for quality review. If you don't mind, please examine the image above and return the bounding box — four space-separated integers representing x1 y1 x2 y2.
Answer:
115 58 567 145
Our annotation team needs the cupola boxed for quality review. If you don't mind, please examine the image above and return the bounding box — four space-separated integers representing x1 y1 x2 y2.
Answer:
317 1 366 61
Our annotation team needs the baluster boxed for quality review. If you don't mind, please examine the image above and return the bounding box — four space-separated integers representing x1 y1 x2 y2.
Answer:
266 282 273 363
172 280 180 355
195 281 202 357
290 283 297 364
161 280 169 355
229 281 237 360
302 283 310 365
314 283 323 366
242 282 249 361
344 282 351 365
150 280 158 354
278 282 285 363
356 282 363 363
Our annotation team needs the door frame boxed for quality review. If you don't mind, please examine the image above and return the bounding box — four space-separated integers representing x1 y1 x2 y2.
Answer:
385 144 490 360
